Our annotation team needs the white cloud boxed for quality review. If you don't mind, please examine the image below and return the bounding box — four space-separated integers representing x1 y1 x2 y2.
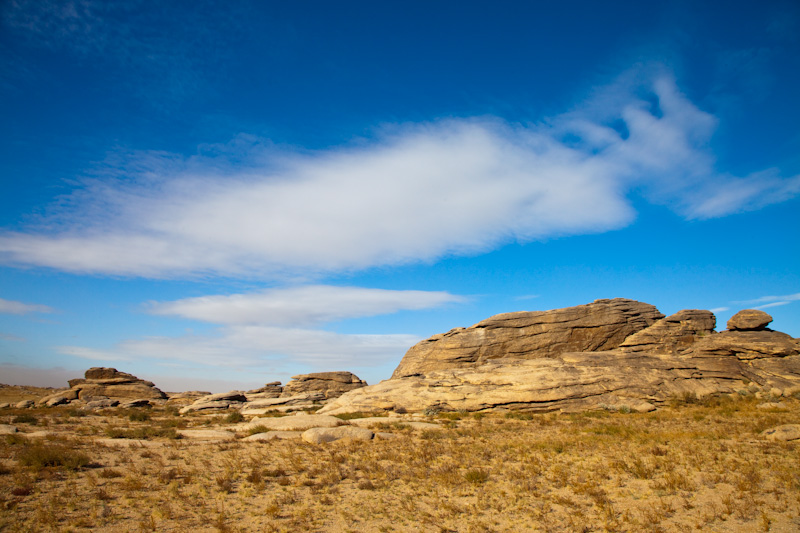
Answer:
754 301 791 310
738 293 800 306
0 297 54 315
148 285 465 326
709 307 730 313
1 70 798 279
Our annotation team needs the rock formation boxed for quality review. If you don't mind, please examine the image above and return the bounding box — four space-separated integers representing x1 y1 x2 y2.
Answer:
319 302 800 415
281 371 367 399
38 367 166 407
391 298 664 378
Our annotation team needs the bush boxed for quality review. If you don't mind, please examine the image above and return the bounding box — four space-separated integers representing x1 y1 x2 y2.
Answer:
464 469 489 484
128 411 151 422
12 414 38 425
18 442 90 471
224 411 244 423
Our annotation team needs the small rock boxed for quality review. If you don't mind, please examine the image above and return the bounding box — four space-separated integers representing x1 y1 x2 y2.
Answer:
727 309 772 331
242 431 301 442
119 399 151 408
0 402 10 409
0 424 18 434
176 429 235 440
633 402 657 413
85 398 120 409
761 424 800 441
15 400 34 408
405 421 441 430
302 426 374 444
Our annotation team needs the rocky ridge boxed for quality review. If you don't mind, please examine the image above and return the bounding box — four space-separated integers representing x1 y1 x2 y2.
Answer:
320 299 800 415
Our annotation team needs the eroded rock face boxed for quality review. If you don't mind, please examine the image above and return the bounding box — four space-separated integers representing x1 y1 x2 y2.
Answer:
392 298 664 378
280 372 367 399
619 310 716 355
320 300 800 415
727 310 772 331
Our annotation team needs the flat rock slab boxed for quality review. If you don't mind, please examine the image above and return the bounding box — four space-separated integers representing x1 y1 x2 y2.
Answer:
177 429 236 440
405 421 441 430
302 426 374 444
0 424 18 434
762 425 800 442
94 438 162 447
241 414 343 432
242 431 301 442
345 417 393 428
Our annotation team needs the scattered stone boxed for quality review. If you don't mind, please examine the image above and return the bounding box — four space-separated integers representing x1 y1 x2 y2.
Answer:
301 426 374 444
242 431 301 442
761 424 800 442
176 429 236 440
633 402 657 413
15 400 34 408
0 403 9 409
281 372 367 400
0 424 18 434
240 414 343 432
728 309 772 331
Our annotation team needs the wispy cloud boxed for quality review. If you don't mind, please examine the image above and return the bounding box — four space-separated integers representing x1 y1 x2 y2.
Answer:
0 297 54 315
709 307 730 313
148 285 465 327
736 292 800 310
0 70 798 279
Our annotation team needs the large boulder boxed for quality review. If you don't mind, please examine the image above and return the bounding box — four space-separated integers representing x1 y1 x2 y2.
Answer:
280 372 367 399
391 298 664 378
727 309 772 331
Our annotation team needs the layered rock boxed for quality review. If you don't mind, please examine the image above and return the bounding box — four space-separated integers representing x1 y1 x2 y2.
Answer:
320 300 800 415
38 367 166 406
281 372 367 399
391 298 664 378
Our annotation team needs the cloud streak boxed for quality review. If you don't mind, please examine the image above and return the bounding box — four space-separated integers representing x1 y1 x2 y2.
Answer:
148 285 466 327
0 297 54 315
0 70 798 279
737 292 800 310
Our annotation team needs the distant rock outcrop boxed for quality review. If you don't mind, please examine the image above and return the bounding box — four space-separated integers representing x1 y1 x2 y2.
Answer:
281 372 367 399
38 367 166 407
320 299 800 415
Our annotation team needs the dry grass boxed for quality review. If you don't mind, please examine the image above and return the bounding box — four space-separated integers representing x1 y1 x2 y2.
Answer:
0 393 799 531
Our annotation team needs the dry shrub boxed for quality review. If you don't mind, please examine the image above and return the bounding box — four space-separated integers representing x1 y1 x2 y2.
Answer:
17 441 90 471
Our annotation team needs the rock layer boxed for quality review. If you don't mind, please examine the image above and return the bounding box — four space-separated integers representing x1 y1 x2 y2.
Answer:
391 298 664 378
38 367 166 406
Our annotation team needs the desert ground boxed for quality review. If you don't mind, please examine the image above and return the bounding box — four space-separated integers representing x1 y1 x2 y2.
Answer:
1 385 799 532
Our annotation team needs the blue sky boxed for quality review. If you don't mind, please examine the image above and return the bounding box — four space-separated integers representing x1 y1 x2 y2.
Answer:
1 0 798 392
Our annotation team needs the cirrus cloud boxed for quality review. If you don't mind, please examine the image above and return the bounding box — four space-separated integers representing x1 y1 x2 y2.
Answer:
0 70 798 279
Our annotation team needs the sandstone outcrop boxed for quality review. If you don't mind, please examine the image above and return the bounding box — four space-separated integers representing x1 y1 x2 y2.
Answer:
281 372 367 399
320 299 800 415
57 367 166 404
391 298 664 378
